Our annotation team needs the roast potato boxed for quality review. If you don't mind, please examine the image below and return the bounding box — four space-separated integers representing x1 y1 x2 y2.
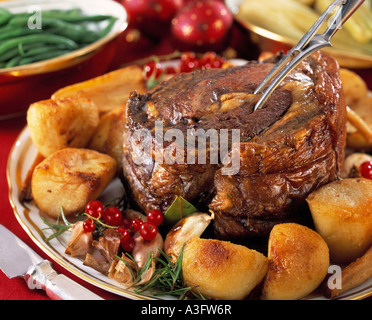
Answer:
88 106 125 172
182 237 268 300
27 97 99 158
261 223 329 300
52 65 147 114
307 178 372 263
31 148 116 218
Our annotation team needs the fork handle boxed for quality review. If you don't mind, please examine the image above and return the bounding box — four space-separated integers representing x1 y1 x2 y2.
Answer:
323 0 365 39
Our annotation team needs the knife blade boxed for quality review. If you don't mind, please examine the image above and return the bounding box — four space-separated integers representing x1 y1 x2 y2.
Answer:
0 224 104 300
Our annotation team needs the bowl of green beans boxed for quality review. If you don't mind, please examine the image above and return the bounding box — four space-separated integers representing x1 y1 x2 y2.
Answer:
0 0 128 119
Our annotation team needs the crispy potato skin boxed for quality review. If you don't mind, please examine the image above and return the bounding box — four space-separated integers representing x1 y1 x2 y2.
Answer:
88 106 125 172
182 237 268 300
307 178 372 263
27 97 99 157
261 223 329 300
31 148 116 218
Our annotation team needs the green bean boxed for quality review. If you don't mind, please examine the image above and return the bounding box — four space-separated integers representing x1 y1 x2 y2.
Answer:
0 8 116 68
48 27 99 43
0 8 12 27
99 16 117 38
0 25 14 33
20 45 62 57
5 55 23 68
42 13 113 23
18 50 71 65
0 28 42 41
0 42 39 62
0 62 6 69
7 11 113 24
0 33 78 56
8 16 102 42
0 46 20 62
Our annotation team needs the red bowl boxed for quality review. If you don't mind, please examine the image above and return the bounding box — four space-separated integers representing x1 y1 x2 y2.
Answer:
0 0 128 120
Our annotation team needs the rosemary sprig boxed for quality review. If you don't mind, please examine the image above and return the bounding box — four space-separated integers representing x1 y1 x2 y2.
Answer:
42 207 73 242
117 246 206 300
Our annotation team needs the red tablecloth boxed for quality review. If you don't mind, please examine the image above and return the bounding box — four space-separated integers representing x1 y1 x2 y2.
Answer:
1 20 372 300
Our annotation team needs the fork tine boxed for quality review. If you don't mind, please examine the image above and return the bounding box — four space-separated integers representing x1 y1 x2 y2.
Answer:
254 36 331 111
253 0 351 111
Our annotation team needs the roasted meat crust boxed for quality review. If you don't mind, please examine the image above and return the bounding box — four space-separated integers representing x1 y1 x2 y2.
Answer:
122 51 347 239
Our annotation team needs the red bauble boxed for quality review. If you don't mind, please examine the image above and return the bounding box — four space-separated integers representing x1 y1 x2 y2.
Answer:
122 0 184 38
171 0 233 52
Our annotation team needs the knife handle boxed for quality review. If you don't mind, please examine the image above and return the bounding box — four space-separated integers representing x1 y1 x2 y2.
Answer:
25 260 104 300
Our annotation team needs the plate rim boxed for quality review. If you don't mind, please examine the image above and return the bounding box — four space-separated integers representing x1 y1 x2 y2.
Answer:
6 126 158 300
6 126 372 301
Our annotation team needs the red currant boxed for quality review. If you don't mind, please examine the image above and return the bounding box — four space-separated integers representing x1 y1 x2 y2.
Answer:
201 52 225 69
85 200 104 219
165 66 177 75
147 209 163 227
103 206 122 226
143 60 163 80
131 218 143 232
180 52 199 72
117 227 131 240
120 217 132 229
83 219 95 232
140 222 158 241
120 235 135 252
360 161 372 179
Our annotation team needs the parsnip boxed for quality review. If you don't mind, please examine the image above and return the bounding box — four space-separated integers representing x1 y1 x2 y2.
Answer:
52 65 147 114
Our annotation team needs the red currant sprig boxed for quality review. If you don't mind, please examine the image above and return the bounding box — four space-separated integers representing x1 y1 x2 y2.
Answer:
85 200 104 219
82 200 164 252
143 60 163 81
180 51 226 73
83 200 125 233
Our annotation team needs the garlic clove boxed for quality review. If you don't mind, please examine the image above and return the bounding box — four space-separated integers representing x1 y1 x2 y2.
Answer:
132 232 163 268
65 221 93 257
164 212 213 263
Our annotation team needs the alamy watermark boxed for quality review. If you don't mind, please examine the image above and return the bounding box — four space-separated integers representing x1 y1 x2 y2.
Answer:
327 265 343 291
27 5 42 30
130 121 241 175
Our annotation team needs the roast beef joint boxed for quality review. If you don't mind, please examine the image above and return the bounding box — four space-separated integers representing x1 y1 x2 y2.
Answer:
122 51 347 239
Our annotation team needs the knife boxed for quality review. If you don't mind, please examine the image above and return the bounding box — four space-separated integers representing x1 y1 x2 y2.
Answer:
0 224 104 300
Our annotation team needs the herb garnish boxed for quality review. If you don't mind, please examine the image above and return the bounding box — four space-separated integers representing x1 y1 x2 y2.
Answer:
163 196 198 225
118 246 206 300
42 207 73 242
